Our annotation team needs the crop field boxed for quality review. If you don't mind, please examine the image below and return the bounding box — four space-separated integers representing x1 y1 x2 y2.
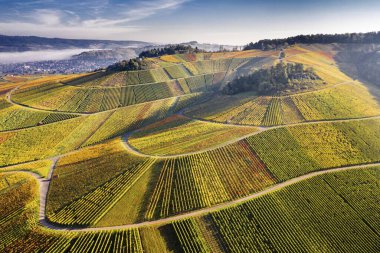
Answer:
185 82 380 126
67 70 167 87
12 82 180 113
5 227 144 252
128 115 256 155
48 159 156 226
0 172 39 247
0 159 53 178
4 166 379 252
0 98 181 166
8 54 275 114
206 167 380 252
0 105 78 131
143 141 276 219
11 73 219 113
1 45 380 252
246 118 380 180
182 58 245 75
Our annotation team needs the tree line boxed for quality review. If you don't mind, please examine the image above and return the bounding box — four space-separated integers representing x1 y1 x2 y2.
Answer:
139 45 205 58
244 32 380 51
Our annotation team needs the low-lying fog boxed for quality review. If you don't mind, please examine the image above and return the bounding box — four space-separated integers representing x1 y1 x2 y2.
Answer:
0 49 93 64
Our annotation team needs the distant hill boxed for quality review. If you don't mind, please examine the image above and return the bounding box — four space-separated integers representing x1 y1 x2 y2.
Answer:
0 35 152 52
72 48 139 61
244 31 380 50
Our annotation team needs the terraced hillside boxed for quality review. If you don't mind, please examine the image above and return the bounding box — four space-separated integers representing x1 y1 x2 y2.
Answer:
1 44 380 252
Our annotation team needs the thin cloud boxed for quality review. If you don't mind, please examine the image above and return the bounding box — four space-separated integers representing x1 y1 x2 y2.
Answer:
83 0 190 27
0 0 190 39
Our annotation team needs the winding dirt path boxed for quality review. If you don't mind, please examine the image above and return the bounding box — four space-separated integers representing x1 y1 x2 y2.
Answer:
121 115 380 159
0 157 59 229
2 77 380 232
4 82 200 117
39 157 59 226
5 85 87 116
2 162 379 232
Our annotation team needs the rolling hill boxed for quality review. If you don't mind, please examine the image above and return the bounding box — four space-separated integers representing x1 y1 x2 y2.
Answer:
1 41 380 252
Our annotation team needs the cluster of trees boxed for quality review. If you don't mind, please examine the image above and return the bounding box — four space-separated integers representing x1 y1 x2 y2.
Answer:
244 32 380 51
139 45 204 58
222 63 320 95
106 58 148 72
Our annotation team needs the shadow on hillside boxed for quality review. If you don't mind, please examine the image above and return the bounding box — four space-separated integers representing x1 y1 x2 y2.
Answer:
334 49 380 102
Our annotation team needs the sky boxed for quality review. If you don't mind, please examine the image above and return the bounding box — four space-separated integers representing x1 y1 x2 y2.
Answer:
0 0 380 45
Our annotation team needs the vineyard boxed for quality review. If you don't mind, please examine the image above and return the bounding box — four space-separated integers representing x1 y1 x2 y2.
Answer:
1 44 380 252
0 159 53 178
46 139 150 215
143 141 276 219
2 166 379 252
48 159 156 226
0 105 78 131
9 54 272 114
207 167 380 252
185 82 380 126
246 118 380 180
11 74 221 113
0 173 39 247
12 82 179 113
128 115 257 155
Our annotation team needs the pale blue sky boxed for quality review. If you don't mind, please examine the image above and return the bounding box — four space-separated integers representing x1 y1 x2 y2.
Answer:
0 0 379 45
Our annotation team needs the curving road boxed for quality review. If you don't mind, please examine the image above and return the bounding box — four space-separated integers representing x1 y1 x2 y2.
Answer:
4 70 356 117
2 76 380 233
4 81 200 117
2 162 379 232
122 115 380 159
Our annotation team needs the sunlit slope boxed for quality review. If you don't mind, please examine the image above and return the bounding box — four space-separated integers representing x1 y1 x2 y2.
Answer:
8 50 276 113
0 172 39 247
195 167 380 253
0 104 79 131
185 81 380 126
0 159 53 178
128 114 257 155
1 44 380 252
284 46 352 84
43 118 380 227
46 139 156 226
2 166 380 252
184 46 380 126
0 97 179 166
